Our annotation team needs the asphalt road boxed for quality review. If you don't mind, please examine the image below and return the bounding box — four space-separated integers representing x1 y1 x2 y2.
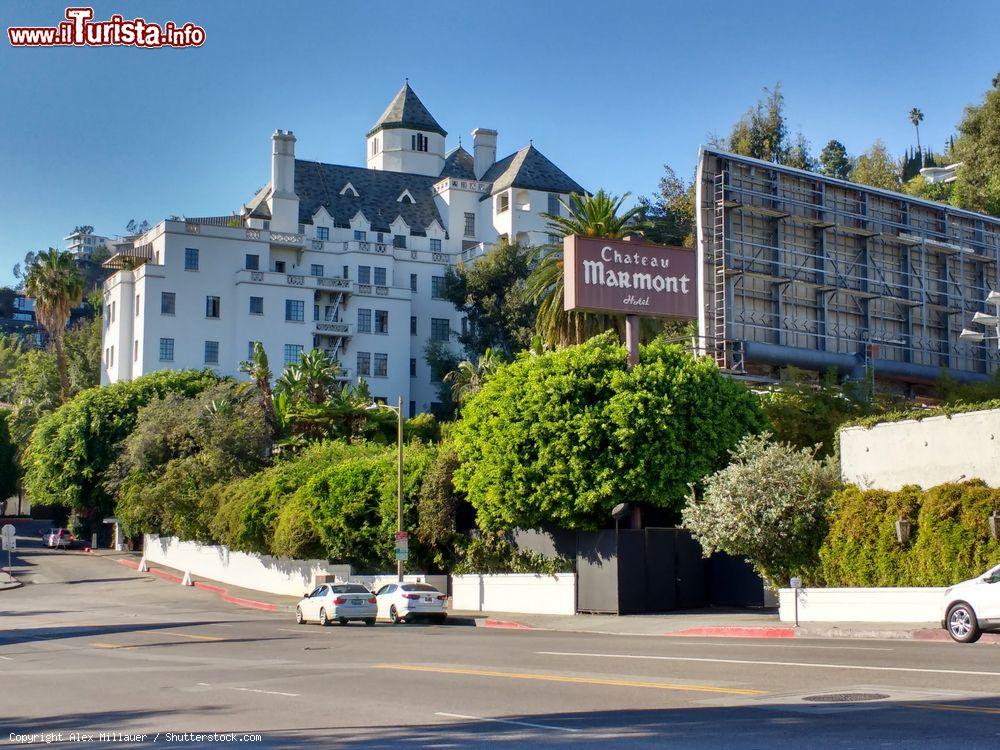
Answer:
3 525 1000 748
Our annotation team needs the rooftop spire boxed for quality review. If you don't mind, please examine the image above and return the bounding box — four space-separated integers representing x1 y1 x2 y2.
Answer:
367 82 447 138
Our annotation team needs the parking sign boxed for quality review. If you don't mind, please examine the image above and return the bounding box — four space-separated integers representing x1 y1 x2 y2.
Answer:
1 524 15 552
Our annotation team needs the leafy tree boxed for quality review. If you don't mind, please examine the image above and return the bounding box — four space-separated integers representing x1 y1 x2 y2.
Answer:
0 410 20 503
63 316 102 394
528 190 646 347
424 339 461 416
452 333 766 530
818 140 852 179
950 75 1000 215
639 165 696 247
682 433 841 588
109 383 270 540
404 412 440 443
443 348 499 406
441 241 536 358
725 84 789 164
22 369 220 518
909 107 924 160
416 445 464 569
239 341 276 434
277 348 342 405
783 132 817 171
849 140 901 190
4 349 60 442
24 249 85 402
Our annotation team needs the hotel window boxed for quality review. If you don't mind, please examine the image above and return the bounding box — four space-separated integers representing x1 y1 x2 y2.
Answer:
374 267 387 286
274 260 286 272
135 294 140 316
357 308 372 333
159 338 174 361
375 309 388 334
431 318 450 341
343 265 349 279
358 265 371 284
311 264 324 277
393 234 406 249
431 276 445 299
206 296 221 318
409 401 416 418
548 233 560 246
313 304 319 321
316 226 329 241
410 273 417 292
134 340 139 362
373 353 388 377
461 317 469 337
430 238 442 253
245 253 259 270
548 192 561 216
249 296 263 315
411 133 428 152
204 340 219 364
464 212 475 237
409 358 417 378
285 299 305 322
354 230 367 242
496 194 510 214
184 247 199 271
161 292 176 315
371 138 378 155
410 316 417 335
356 351 371 376
284 344 303 365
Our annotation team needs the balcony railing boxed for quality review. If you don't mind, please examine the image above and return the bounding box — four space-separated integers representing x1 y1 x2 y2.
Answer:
184 214 247 228
235 269 354 293
315 321 354 336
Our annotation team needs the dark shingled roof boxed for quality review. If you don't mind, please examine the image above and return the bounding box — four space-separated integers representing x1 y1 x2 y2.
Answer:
367 83 446 138
440 146 476 180
295 160 444 232
479 145 585 197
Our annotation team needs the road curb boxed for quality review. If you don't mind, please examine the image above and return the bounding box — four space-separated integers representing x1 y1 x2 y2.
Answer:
666 626 796 638
480 618 535 630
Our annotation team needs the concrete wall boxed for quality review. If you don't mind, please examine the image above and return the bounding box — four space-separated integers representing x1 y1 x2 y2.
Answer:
778 587 946 623
450 574 576 615
840 409 1000 490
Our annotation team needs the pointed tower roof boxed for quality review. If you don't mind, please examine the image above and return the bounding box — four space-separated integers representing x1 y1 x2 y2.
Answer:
367 83 447 138
480 144 586 196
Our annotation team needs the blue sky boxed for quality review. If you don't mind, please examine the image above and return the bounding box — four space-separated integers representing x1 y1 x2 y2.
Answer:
1 0 998 286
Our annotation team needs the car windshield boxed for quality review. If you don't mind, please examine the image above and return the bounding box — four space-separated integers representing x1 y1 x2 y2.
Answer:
330 584 370 594
401 584 439 593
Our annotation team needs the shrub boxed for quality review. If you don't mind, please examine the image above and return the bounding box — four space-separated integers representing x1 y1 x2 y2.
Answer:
452 533 575 575
453 332 765 530
683 434 841 589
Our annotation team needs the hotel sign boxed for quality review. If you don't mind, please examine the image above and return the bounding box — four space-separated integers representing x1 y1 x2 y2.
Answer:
563 235 697 319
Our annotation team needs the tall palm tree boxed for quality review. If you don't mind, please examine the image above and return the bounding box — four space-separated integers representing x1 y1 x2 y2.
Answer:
443 347 499 405
527 190 646 347
24 249 84 403
238 341 276 433
909 107 924 164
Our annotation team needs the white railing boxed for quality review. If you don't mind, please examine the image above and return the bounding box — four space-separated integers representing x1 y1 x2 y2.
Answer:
235 269 353 293
315 321 354 335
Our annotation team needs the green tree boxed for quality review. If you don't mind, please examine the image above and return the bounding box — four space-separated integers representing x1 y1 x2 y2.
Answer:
0 410 20 504
950 76 1000 215
818 140 852 179
682 433 841 588
22 369 220 518
528 190 646 347
63 316 102 394
4 349 60 441
909 107 924 161
725 84 789 163
849 140 901 190
452 333 766 530
24 249 85 403
443 348 499 406
441 240 536 358
239 341 276 434
639 165 696 247
783 132 817 171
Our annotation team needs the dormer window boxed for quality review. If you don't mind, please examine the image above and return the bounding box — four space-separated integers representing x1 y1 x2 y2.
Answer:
340 182 359 197
411 133 428 152
397 189 415 204
496 194 510 214
371 138 378 156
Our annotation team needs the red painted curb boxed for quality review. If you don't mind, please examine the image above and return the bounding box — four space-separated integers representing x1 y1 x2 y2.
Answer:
149 568 183 584
913 628 1000 644
221 594 278 611
116 558 140 570
666 626 797 639
112 558 280 611
483 618 534 630
192 581 226 595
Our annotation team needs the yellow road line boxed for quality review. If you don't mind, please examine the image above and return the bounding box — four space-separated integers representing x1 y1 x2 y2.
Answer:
91 642 132 650
374 663 765 696
154 631 224 641
905 702 1000 716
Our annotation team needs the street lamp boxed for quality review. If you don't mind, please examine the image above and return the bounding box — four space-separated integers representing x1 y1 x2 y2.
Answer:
960 291 1000 350
367 396 404 582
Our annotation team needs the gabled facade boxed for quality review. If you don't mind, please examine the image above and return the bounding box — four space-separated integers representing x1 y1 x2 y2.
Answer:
101 84 586 416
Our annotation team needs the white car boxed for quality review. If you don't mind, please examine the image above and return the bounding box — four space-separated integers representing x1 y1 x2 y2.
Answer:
941 563 1000 642
375 582 448 624
295 583 377 627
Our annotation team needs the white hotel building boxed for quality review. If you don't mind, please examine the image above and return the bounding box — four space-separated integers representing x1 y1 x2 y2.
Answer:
101 84 585 415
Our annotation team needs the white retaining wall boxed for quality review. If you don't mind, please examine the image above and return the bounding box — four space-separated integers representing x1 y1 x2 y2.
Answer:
840 408 1000 490
450 573 576 615
778 587 946 623
143 535 444 597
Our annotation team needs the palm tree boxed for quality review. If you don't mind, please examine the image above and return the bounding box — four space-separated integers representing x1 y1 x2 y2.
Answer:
443 348 499 405
527 190 646 347
238 342 276 433
909 108 924 164
24 249 84 403
295 348 343 404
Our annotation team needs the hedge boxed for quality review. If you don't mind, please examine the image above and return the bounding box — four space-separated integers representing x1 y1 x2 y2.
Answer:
817 481 1000 586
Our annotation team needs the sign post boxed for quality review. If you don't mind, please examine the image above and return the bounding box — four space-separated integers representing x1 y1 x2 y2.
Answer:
394 531 409 566
790 577 802 627
1 523 15 582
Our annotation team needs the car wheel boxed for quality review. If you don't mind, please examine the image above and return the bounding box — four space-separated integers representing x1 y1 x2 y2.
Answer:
364 618 376 627
295 606 305 625
319 607 331 627
947 602 982 643
389 605 405 624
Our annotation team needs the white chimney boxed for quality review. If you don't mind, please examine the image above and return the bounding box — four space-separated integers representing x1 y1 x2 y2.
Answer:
472 128 497 180
269 129 300 233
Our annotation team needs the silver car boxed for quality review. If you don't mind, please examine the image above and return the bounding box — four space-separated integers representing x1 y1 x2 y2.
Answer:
295 583 377 626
